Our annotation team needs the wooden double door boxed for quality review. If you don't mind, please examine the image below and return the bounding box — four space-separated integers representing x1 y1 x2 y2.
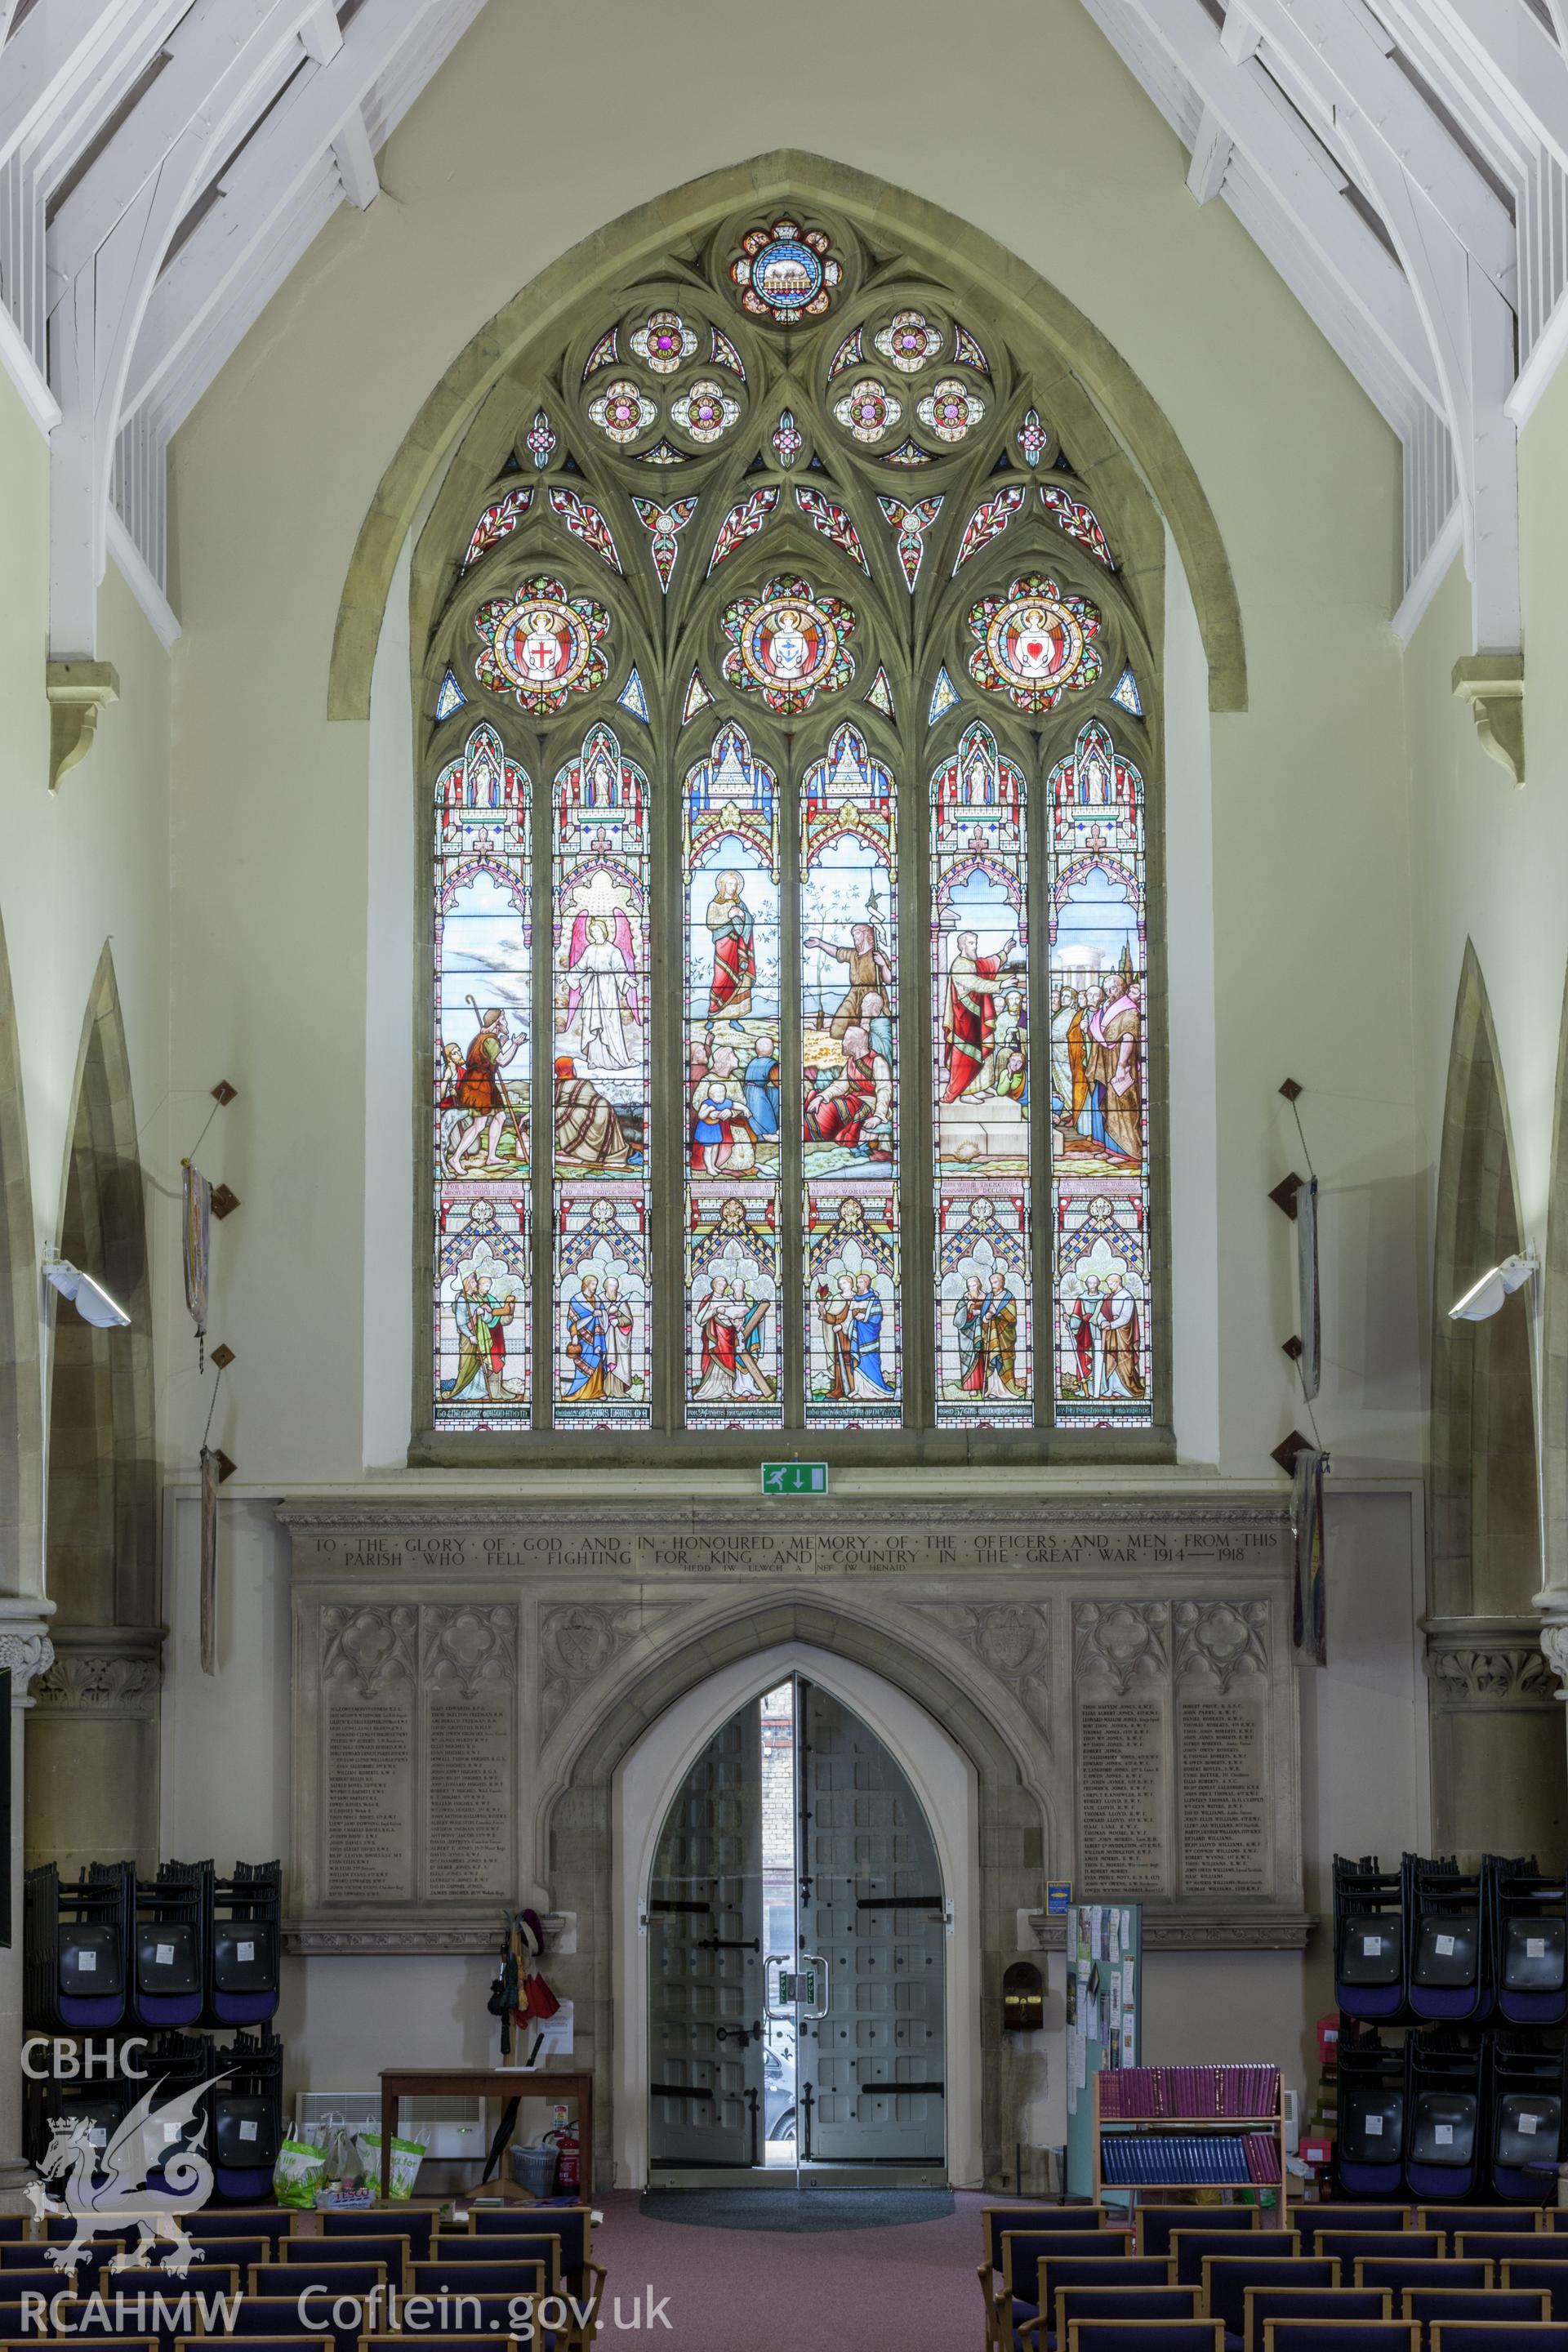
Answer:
646 1674 947 2184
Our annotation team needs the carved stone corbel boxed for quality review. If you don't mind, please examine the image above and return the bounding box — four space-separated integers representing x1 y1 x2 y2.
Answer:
1537 1598 1568 1700
46 661 119 792
1452 654 1525 788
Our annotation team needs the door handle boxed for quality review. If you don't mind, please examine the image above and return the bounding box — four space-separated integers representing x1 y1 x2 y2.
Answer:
764 1956 790 2018
799 1952 830 2019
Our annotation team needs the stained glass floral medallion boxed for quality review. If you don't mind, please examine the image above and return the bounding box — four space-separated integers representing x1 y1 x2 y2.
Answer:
875 309 944 372
525 410 557 468
731 217 841 323
880 439 934 467
548 486 621 572
719 575 858 714
833 376 901 443
630 309 698 372
953 323 991 373
708 487 779 574
670 378 742 443
631 439 690 466
772 409 804 466
1015 408 1049 467
587 379 657 444
473 577 612 712
965 572 1102 713
916 376 986 443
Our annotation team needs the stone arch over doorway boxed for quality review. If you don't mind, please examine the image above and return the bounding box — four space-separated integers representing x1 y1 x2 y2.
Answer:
541 1592 1049 2191
1428 942 1561 1865
27 946 161 1875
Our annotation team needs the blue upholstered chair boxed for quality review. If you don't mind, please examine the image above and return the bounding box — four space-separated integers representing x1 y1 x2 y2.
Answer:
183 2208 296 2250
1043 2282 1202 2350
1463 2237 1568 2268
1205 2256 1338 2350
1006 2256 1171 2349
1417 2210 1541 2244
1356 2261 1492 2295
248 2261 387 2302
1245 2285 1390 2352
278 2237 412 2292
1140 2208 1258 2259
1297 2212 1411 2254
1503 2264 1568 2319
1405 2288 1550 2345
466 2206 596 2271
1065 2324 1222 2352
1429 2328 1568 2352
1263 2323 1419 2352
1173 2232 1300 2292
1320 2235 1444 2270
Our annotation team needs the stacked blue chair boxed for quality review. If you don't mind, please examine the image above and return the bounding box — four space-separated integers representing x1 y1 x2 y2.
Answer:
207 2025 283 2201
1339 2041 1410 2197
1337 1857 1407 2022
1405 2038 1482 2201
131 1864 205 2029
202 1860 282 2027
1410 1862 1487 2024
1485 2036 1565 2201
1490 1858 1567 2025
25 1861 131 2033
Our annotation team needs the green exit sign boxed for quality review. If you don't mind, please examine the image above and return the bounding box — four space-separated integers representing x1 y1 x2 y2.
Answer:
760 1462 830 1496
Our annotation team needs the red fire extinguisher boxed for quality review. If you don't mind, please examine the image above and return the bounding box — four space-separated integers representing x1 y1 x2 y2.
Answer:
550 2103 580 2193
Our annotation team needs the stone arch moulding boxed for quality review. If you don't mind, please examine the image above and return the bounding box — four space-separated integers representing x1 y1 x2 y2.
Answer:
0 909 42 1601
1428 942 1561 1867
30 942 162 1876
1538 956 1568 1690
612 1638 981 2189
327 149 1246 723
538 1591 1051 2190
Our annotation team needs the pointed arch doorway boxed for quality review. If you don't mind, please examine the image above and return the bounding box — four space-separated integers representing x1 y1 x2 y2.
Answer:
612 1640 979 2190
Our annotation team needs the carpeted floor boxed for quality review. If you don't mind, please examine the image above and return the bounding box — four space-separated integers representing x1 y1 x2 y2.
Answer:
639 2187 955 2232
593 2185 987 2350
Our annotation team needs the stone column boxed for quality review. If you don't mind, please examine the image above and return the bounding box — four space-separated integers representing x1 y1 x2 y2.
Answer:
25 1626 161 1877
0 1601 55 2202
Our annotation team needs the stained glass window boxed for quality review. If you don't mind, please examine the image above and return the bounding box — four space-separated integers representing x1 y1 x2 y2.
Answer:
434 721 532 1426
1048 719 1152 1424
551 723 652 1428
421 204 1164 1449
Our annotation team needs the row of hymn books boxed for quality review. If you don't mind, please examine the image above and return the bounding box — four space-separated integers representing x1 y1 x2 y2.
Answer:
1100 2128 1281 2185
1098 2062 1281 2119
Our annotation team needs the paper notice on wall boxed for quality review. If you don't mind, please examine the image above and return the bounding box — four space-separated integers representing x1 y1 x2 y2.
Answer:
1109 1911 1120 1967
1109 1968 1122 2045
1090 1905 1103 1961
1072 2026 1088 2092
1121 1959 1136 2063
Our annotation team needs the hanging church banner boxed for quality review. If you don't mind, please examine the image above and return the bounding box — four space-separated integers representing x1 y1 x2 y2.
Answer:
282 1495 1307 1953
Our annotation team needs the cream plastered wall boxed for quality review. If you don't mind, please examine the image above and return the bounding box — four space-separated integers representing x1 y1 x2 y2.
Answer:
163 0 1421 1487
0 368 175 1597
1403 362 1568 1587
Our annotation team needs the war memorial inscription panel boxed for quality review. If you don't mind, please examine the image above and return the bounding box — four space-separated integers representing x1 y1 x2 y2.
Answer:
285 1494 1306 1950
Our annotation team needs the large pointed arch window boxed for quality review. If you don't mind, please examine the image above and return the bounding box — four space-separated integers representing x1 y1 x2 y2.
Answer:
421 204 1163 1454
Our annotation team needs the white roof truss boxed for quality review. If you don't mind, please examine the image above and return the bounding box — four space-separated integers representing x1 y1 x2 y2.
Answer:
2 0 1568 662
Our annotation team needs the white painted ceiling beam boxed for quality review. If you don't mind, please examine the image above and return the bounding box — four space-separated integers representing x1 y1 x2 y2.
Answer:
1243 0 1518 299
1187 105 1234 200
47 0 326 654
0 0 149 172
331 104 378 210
1118 0 1447 408
47 0 310 296
123 0 443 422
1417 0 1568 176
298 0 343 65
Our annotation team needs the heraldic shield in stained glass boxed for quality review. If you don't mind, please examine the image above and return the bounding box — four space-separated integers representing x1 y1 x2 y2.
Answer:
422 194 1157 1443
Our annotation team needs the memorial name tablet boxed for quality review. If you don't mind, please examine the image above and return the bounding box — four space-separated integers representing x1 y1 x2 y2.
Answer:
1179 1696 1269 1893
425 1699 514 1900
1079 1699 1169 1895
326 1703 415 1900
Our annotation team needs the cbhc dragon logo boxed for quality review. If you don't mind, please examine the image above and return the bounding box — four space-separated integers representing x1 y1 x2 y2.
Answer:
25 2075 227 2273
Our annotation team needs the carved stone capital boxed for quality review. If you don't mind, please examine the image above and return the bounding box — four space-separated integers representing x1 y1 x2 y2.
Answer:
1452 653 1525 788
1425 1614 1558 1706
46 661 119 792
1537 1595 1568 1700
0 1600 57 1705
32 1624 163 1717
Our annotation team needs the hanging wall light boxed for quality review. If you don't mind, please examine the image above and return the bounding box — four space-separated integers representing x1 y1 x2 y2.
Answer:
42 1254 131 1329
1449 1253 1535 1323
